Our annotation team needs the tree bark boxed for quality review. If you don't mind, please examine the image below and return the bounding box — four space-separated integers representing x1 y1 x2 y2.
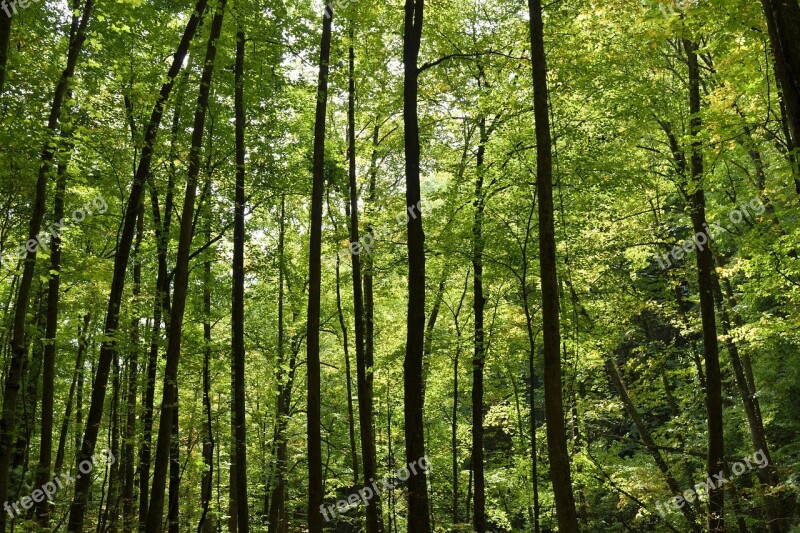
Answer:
232 28 250 533
402 0 432 528
471 116 487 533
335 252 360 485
762 0 800 149
34 129 74 526
306 4 334 530
0 1 93 526
526 0 579 530
683 37 726 533
198 221 214 533
145 0 225 528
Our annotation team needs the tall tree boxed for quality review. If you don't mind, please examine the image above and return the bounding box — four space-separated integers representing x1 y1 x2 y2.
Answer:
306 4 334 530
347 25 383 533
402 0 431 529
232 27 251 533
683 37 726 532
526 0 579 530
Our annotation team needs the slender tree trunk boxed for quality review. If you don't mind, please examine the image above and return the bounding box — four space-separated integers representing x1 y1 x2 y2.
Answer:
0 8 10 94
471 116 487 533
145 1 225 528
54 312 90 476
199 226 214 533
683 37 726 533
67 3 208 529
268 197 293 533
122 205 144 533
306 5 334 530
0 2 93 525
232 28 250 533
34 130 74 526
335 253 360 484
604 357 702 531
346 27 383 532
402 0 432 528
526 0 579 530
167 406 179 533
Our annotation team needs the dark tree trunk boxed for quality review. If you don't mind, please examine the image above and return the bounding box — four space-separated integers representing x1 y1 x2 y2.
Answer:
145 1 225 528
526 0 579 530
0 1 93 526
0 8 10 95
35 131 73 526
306 5 334 531
168 406 179 533
762 0 800 149
122 204 144 533
67 2 207 529
232 28 250 533
402 0 432 528
471 116 487 533
199 226 214 533
683 37 726 533
346 27 383 533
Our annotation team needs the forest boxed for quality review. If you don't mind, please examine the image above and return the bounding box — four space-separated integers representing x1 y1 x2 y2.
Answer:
0 0 799 531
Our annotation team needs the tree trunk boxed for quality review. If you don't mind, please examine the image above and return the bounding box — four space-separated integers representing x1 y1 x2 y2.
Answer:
145 0 225 528
67 3 208 529
402 0 432 528
306 4 334 530
604 357 702 531
471 116 488 533
335 253 360 485
199 224 214 533
54 312 91 476
526 0 579 530
122 204 144 533
34 130 73 525
232 28 250 533
346 27 383 532
762 0 800 148
683 37 726 533
0 7 10 94
0 2 93 525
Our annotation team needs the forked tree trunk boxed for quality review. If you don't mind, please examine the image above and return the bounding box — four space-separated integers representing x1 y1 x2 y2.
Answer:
145 1 226 528
306 4 334 531
67 2 208 529
526 0 579 530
